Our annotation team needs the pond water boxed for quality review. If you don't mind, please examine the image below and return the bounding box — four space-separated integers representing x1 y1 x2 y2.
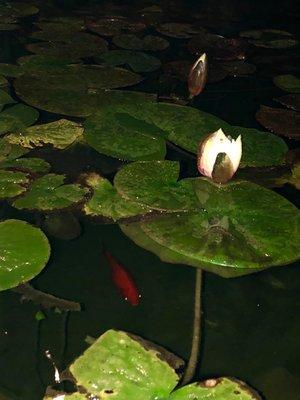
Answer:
0 0 299 399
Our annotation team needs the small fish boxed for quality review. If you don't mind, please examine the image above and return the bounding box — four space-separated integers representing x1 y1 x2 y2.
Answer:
103 249 140 306
188 53 208 98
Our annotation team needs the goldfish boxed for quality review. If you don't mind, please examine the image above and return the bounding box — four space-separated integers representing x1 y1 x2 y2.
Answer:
103 249 140 306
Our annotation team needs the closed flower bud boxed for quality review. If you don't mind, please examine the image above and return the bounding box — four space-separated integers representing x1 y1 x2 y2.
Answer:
188 53 208 98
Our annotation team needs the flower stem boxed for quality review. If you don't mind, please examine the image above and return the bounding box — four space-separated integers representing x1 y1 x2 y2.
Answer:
181 268 203 385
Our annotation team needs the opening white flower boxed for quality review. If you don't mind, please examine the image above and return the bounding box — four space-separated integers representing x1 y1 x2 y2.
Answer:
197 129 242 183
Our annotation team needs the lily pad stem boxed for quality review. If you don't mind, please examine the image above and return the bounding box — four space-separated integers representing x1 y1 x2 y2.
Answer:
181 268 203 385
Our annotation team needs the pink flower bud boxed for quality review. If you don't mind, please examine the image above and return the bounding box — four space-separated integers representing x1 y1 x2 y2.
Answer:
197 129 242 183
188 53 208 98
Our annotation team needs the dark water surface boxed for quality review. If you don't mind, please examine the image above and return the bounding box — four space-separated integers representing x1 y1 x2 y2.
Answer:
0 1 300 399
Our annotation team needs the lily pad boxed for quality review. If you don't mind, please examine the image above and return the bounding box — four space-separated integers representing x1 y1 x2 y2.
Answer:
14 66 147 117
69 330 179 400
31 19 85 41
26 33 108 60
0 137 29 162
273 75 300 93
0 219 50 291
41 211 81 240
0 103 39 135
240 29 298 49
6 119 84 149
113 34 169 51
0 157 50 174
274 94 300 111
84 101 287 167
0 76 8 87
0 169 29 200
84 110 167 161
255 105 300 140
0 63 23 77
98 50 161 72
17 55 80 72
0 89 16 112
0 2 38 19
116 161 300 276
86 17 146 37
12 174 90 211
156 22 200 39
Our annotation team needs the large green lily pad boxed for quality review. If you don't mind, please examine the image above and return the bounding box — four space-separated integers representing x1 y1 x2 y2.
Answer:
6 119 84 149
83 173 149 221
0 157 51 174
0 219 50 291
14 67 152 117
0 89 16 111
84 111 167 161
84 101 287 167
26 33 108 60
0 103 39 135
12 174 90 211
98 50 161 72
44 329 260 399
69 330 178 400
273 75 300 93
0 169 29 200
115 161 300 277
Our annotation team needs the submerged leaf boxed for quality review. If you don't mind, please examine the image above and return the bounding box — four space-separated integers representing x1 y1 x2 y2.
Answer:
0 219 50 291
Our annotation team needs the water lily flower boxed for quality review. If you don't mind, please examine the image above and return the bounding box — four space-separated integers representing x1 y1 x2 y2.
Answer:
188 53 208 98
197 128 242 183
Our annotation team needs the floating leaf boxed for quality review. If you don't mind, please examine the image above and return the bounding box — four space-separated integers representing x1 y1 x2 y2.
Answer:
98 50 161 72
0 76 8 87
0 170 29 200
0 104 39 135
240 29 298 49
275 164 300 190
274 94 300 111
31 19 85 41
12 174 89 211
156 22 200 38
26 33 108 60
255 105 300 140
69 330 179 400
0 219 50 291
14 66 148 117
273 75 300 93
84 109 167 161
86 17 146 37
6 119 84 149
0 137 29 162
114 161 198 211
17 55 80 73
0 157 50 174
113 34 169 51
0 63 23 77
0 89 16 112
83 173 149 221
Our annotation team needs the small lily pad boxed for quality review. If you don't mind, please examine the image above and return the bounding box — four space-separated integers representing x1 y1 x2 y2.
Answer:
98 50 161 72
240 29 298 49
255 105 300 140
0 219 50 291
6 119 84 149
274 94 300 111
0 89 16 112
12 174 90 211
0 169 29 200
86 17 146 37
273 75 300 93
26 32 108 60
113 34 169 51
0 157 50 174
83 173 149 221
0 103 39 135
156 22 200 39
